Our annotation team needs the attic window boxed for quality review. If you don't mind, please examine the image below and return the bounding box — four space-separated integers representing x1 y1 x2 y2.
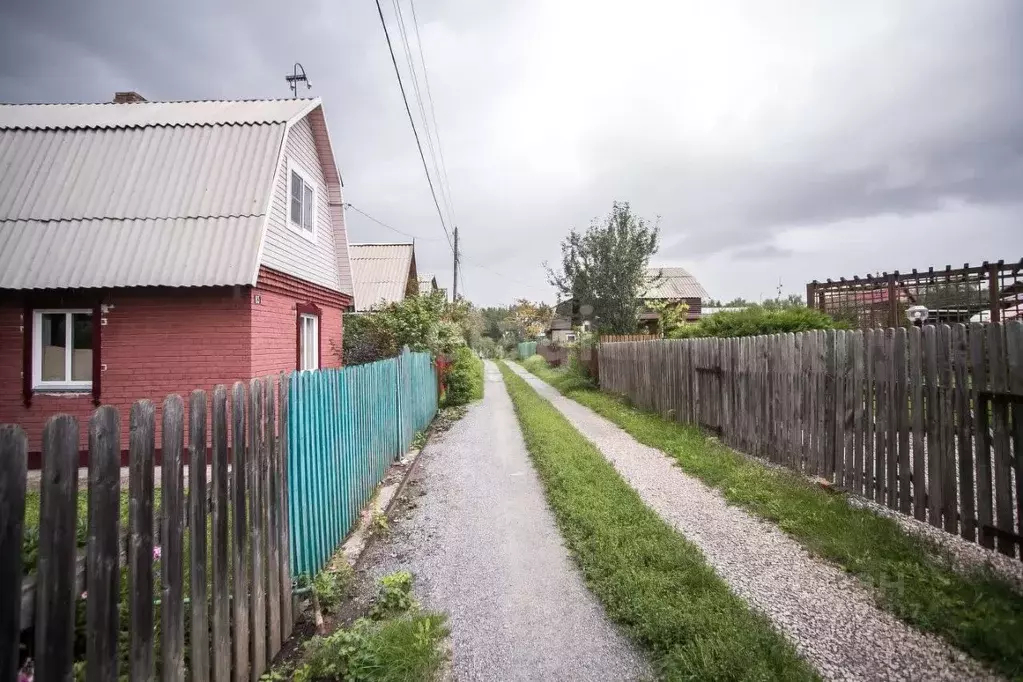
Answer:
289 164 316 240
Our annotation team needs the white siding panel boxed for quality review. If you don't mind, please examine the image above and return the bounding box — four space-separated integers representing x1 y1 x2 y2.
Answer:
261 116 342 292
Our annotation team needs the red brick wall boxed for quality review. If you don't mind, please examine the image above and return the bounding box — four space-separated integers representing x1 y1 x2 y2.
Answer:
0 269 350 455
0 287 251 452
252 267 347 376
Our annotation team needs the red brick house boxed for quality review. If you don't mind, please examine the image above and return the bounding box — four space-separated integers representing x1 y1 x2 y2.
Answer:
0 94 355 452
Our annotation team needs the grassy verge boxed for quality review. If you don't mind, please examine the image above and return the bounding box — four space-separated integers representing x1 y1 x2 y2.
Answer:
518 356 1023 679
497 361 817 681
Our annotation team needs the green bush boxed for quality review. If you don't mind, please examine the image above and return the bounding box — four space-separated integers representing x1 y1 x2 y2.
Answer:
671 305 842 339
443 346 484 406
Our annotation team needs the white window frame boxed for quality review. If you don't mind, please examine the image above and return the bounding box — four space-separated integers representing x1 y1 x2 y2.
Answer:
33 308 93 390
300 313 319 371
286 159 318 244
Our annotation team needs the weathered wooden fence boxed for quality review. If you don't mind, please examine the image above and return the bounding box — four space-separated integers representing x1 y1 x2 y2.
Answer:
287 350 438 576
600 334 658 344
1 376 292 682
1 350 439 681
600 322 1023 556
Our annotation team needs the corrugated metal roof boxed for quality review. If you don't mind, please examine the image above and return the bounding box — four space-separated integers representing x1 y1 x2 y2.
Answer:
350 243 415 311
0 99 318 130
0 98 328 289
418 274 437 294
640 267 708 300
0 216 263 288
0 124 282 220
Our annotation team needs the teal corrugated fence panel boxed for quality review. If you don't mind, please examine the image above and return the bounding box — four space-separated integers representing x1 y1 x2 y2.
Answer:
286 349 438 576
517 341 537 359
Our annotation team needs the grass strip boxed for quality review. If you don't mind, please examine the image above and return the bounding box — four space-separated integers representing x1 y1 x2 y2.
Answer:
497 361 817 681
518 355 1023 679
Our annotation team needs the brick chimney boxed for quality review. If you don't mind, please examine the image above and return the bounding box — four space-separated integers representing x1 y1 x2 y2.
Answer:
112 91 147 103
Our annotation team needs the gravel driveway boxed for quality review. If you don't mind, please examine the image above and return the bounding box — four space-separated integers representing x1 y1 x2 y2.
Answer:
366 361 648 681
505 362 997 682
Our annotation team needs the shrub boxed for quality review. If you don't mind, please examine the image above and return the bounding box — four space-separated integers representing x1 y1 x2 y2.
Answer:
670 305 842 339
443 346 484 406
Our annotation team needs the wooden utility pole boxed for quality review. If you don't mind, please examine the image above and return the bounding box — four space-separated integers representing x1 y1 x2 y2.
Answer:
452 226 459 302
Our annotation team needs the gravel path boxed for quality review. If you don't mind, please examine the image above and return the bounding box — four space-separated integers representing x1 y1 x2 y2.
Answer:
367 361 648 681
505 362 998 682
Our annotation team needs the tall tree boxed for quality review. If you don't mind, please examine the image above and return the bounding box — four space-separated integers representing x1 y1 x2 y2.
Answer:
546 201 659 334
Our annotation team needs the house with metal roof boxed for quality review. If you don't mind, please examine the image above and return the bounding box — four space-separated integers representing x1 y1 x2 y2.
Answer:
418 273 439 295
0 92 354 450
638 267 708 331
349 243 419 312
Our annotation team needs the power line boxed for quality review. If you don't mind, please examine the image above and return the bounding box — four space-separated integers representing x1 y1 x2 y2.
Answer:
344 202 444 242
408 0 458 228
374 0 453 249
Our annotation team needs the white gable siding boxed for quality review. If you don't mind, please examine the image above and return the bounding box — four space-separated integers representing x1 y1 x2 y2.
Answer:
260 116 342 292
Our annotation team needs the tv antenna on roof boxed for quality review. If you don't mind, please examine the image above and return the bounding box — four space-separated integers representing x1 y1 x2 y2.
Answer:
286 63 312 98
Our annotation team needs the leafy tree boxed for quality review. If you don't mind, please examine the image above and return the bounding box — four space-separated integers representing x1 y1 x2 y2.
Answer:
546 201 659 334
502 299 554 339
479 306 510 340
647 299 689 337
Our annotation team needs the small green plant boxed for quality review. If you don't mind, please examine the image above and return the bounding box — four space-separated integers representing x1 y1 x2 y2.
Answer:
371 571 415 619
411 430 428 450
370 510 391 537
312 563 354 612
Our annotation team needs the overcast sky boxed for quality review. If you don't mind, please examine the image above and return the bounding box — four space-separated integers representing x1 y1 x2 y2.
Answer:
2 0 1020 306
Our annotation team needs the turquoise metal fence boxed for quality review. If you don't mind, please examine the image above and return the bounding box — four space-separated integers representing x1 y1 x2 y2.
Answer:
517 341 537 359
287 349 438 576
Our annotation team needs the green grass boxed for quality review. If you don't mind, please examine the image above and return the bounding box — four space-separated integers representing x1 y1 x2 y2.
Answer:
518 357 1023 679
497 361 817 681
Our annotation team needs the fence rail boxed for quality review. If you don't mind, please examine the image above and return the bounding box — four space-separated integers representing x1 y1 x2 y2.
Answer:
600 322 1023 556
1 349 439 681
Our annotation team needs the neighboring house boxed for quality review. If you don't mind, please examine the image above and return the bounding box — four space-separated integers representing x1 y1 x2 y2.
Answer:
418 274 439 295
638 267 708 332
548 317 576 344
349 243 419 312
0 93 354 450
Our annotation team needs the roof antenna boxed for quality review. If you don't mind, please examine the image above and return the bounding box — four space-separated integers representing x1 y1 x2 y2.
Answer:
285 63 312 98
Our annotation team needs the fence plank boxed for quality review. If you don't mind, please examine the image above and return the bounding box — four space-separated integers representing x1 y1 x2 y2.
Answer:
1007 322 1023 550
938 325 958 534
952 325 976 542
129 401 156 682
249 379 267 680
909 326 926 521
266 377 282 659
863 330 876 499
874 330 889 505
189 390 210 682
35 416 80 682
988 323 1014 556
231 382 250 682
162 396 186 682
923 325 942 528
884 329 899 509
893 328 911 515
86 407 121 682
279 373 294 640
971 323 994 549
210 386 231 682
849 332 864 494
833 331 846 486
0 426 28 682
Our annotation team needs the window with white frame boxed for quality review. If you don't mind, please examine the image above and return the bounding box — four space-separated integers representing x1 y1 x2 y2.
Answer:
33 310 93 389
300 313 319 370
289 163 317 238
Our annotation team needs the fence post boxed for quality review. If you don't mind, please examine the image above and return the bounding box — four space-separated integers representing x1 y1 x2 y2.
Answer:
162 395 186 682
189 390 210 682
278 373 293 639
128 401 156 682
988 262 1001 323
86 406 121 682
231 382 250 682
35 415 80 682
0 426 27 682
211 386 231 682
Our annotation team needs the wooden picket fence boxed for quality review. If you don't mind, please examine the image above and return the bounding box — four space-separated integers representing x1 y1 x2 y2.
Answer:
600 322 1023 556
0 376 292 682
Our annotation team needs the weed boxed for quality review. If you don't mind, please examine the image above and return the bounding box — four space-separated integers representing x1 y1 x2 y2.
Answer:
371 571 415 619
497 362 816 680
411 430 428 450
518 358 1023 679
311 563 355 613
370 510 391 538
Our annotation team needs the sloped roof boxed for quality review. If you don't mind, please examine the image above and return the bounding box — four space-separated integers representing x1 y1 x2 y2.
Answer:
418 273 438 294
0 98 322 289
350 243 416 311
640 267 708 300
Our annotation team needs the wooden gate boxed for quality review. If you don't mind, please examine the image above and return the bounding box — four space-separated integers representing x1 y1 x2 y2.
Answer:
694 339 724 435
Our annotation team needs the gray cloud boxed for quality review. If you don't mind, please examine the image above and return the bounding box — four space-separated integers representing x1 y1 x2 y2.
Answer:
2 0 1021 305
